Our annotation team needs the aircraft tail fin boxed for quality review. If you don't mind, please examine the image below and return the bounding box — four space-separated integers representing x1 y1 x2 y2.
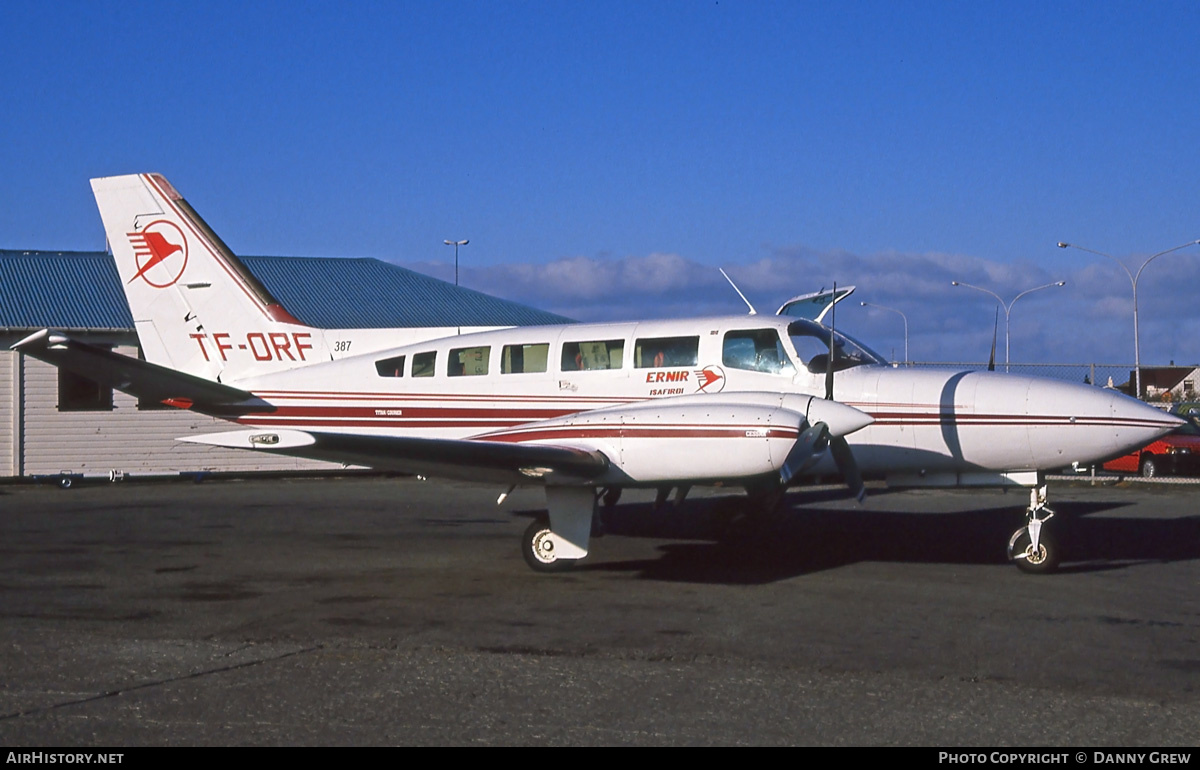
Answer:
91 173 329 383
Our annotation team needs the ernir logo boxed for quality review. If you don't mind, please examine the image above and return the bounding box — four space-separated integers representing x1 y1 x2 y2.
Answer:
127 219 188 288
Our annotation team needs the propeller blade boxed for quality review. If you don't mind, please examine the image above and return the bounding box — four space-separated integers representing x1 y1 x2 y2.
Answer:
779 400 872 496
778 421 830 485
829 435 867 503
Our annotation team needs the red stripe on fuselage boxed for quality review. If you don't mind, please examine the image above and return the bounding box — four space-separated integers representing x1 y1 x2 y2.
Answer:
475 426 802 443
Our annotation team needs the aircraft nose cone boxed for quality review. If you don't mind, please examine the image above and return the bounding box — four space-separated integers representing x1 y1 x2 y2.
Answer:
806 397 874 437
1023 377 1183 464
1101 390 1184 453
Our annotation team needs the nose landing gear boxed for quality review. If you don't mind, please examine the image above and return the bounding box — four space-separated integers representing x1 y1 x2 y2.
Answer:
1008 484 1060 574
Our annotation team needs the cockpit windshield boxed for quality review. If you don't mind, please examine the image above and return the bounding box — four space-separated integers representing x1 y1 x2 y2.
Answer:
787 319 888 374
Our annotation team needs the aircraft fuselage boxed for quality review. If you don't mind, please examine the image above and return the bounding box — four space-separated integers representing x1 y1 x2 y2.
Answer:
227 313 1175 488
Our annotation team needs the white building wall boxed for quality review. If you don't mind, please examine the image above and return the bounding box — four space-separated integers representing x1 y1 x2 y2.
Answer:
1 351 15 476
17 349 347 479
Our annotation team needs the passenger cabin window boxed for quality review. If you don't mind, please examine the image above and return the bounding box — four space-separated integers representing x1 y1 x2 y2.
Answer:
412 351 437 378
722 329 793 374
449 346 490 376
375 354 406 377
634 336 699 368
561 339 624 371
502 343 549 374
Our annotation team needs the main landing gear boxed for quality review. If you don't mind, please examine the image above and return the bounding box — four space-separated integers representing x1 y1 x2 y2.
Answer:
519 486 596 574
522 515 574 573
1007 484 1060 574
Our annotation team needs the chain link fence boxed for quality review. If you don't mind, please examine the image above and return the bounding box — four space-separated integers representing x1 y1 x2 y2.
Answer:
903 361 1135 390
905 361 1199 405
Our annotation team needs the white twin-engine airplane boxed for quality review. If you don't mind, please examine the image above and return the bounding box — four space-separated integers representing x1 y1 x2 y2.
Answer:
14 173 1181 574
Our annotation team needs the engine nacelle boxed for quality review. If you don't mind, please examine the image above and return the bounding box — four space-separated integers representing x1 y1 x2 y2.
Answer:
513 392 872 484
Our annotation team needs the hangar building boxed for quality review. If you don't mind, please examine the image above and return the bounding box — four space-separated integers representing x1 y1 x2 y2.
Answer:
1 250 569 481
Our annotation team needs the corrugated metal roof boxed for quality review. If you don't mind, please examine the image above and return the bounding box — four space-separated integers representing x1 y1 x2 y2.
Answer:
1 250 572 331
240 256 571 328
0 251 134 330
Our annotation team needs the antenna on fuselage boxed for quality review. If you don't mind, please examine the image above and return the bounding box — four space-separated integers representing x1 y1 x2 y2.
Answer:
988 307 998 372
719 268 757 315
825 282 837 400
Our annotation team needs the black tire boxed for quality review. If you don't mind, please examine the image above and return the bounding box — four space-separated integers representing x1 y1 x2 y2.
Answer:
1009 527 1060 574
601 487 622 508
58 476 73 489
522 516 577 573
1140 456 1159 479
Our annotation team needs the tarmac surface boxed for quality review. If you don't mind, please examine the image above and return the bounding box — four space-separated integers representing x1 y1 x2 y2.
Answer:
0 474 1198 746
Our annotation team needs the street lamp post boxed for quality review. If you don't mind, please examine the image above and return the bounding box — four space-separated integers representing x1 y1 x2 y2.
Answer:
860 301 909 364
951 280 1066 371
1057 239 1200 399
443 239 469 286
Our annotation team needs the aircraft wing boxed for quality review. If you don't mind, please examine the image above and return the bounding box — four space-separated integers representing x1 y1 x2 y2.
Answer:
181 428 610 483
181 391 871 488
11 329 274 417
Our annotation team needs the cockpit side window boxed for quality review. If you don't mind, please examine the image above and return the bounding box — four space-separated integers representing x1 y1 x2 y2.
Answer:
722 329 795 375
787 320 887 373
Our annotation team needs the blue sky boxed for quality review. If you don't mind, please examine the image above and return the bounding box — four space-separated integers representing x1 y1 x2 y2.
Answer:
4 0 1200 365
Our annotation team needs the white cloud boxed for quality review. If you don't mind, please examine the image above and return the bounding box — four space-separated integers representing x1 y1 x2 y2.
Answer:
399 245 1200 367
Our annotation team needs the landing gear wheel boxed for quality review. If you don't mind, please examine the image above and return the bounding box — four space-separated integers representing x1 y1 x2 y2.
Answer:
601 487 622 508
1140 456 1159 479
1009 527 1060 575
522 516 576 573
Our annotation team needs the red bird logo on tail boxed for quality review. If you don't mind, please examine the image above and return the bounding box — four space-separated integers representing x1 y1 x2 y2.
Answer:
128 221 188 287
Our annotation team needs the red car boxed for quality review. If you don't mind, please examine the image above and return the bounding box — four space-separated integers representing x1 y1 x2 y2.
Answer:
1103 410 1200 478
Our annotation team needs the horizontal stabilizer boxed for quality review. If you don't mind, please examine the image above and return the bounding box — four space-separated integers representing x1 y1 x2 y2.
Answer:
11 329 273 417
180 429 317 450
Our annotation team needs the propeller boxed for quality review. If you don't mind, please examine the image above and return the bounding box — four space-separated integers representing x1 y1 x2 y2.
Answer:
772 283 871 501
829 433 866 502
822 282 867 503
778 422 830 485
777 399 872 487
